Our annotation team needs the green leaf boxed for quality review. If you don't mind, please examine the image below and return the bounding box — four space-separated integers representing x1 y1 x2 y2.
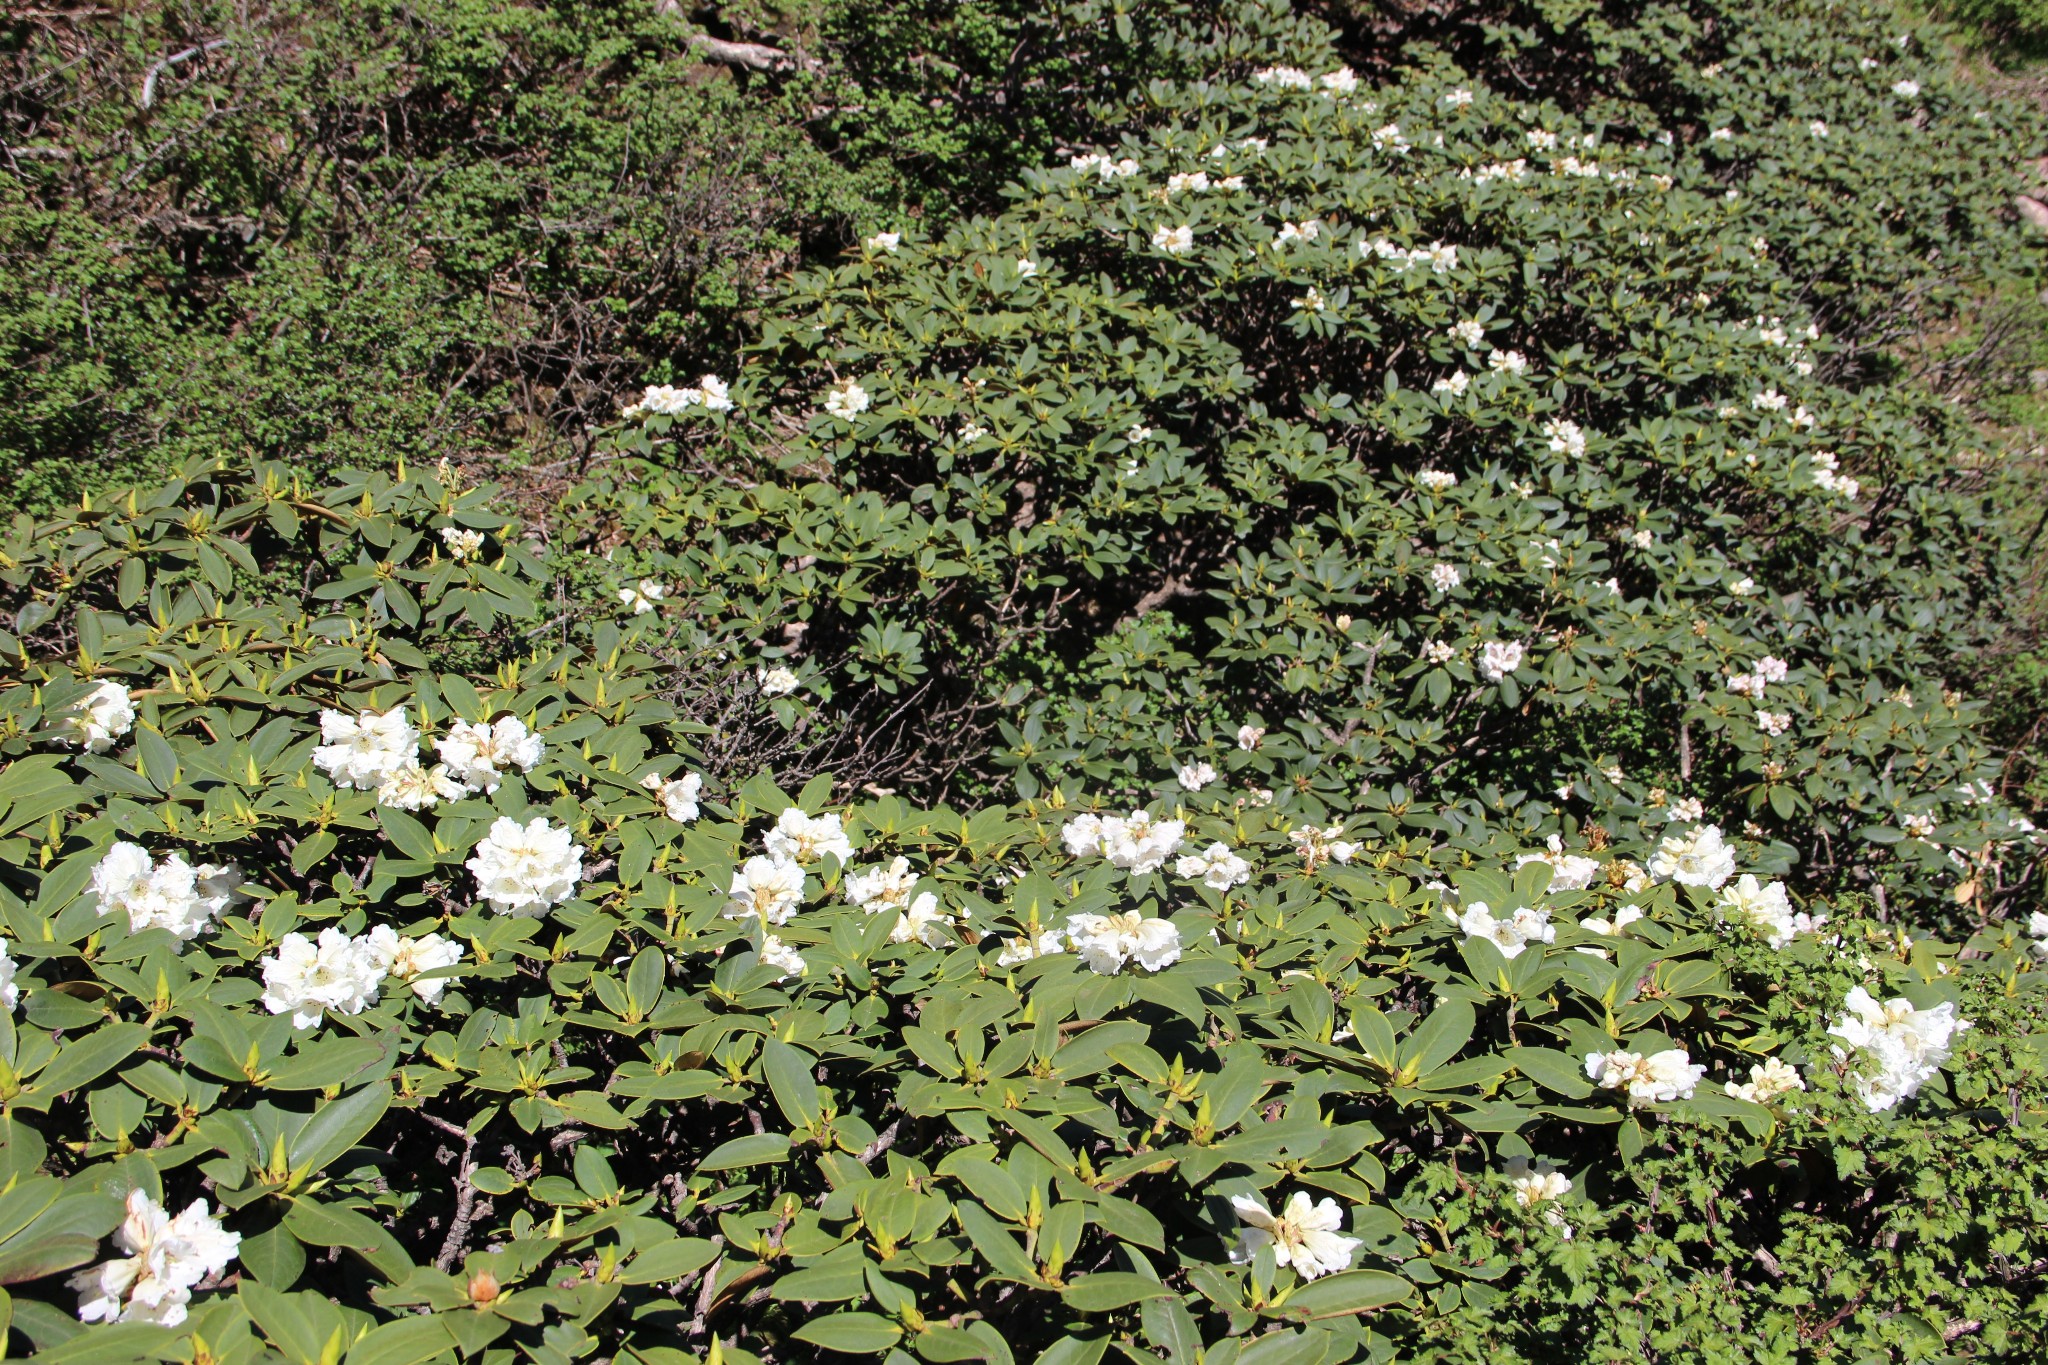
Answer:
791 1312 904 1353
696 1132 791 1172
287 1083 392 1181
1058 1271 1171 1312
1279 1269 1414 1318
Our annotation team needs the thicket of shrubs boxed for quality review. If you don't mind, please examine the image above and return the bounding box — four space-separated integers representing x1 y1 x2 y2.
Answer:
0 1 2044 1363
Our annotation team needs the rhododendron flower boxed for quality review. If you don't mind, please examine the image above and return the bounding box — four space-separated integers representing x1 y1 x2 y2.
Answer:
437 717 543 794
824 379 870 419
468 816 585 916
1430 563 1462 592
997 929 1067 967
618 579 667 615
864 231 900 254
1827 987 1968 1111
890 891 955 947
1514 835 1599 891
1229 1192 1360 1280
724 855 807 925
1480 640 1525 681
377 759 465 811
1648 824 1737 888
1066 912 1182 974
1015 258 1039 278
364 926 465 1004
757 666 801 697
1586 1047 1706 1106
1237 724 1265 750
1453 902 1555 959
440 527 485 559
314 707 418 789
1725 1057 1804 1104
260 928 387 1028
641 769 703 823
765 808 854 864
1176 761 1218 791
758 934 807 980
1176 842 1252 891
1581 904 1644 936
70 1190 240 1327
1288 824 1357 871
1509 1170 1570 1207
91 842 236 945
1152 224 1195 255
66 680 135 753
1718 874 1823 948
1419 470 1458 490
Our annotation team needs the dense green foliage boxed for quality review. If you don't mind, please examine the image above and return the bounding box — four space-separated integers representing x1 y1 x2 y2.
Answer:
0 1 2042 1363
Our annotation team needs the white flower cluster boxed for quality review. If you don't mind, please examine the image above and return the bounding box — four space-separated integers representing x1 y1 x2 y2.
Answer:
1151 224 1195 255
824 379 871 420
619 578 668 615
0 938 17 1011
437 717 544 794
864 231 901 253
1756 710 1793 737
1826 987 1969 1111
2029 911 2048 960
766 808 854 864
621 376 732 418
1419 469 1458 490
70 1191 240 1327
440 526 485 560
1725 1057 1805 1104
1070 153 1140 180
1229 1191 1361 1281
91 842 237 945
1515 835 1601 891
1063 810 1185 874
725 807 854 928
1716 874 1824 948
1288 823 1357 872
65 680 135 753
1479 640 1525 681
1064 911 1181 974
1175 842 1252 891
1509 1169 1571 1208
1542 418 1587 458
259 924 464 1028
313 706 419 790
1452 902 1555 959
1361 237 1459 274
641 768 704 823
1647 824 1737 888
1809 450 1861 499
1585 1046 1706 1106
1175 760 1218 791
1725 654 1791 697
468 816 585 916
758 665 801 697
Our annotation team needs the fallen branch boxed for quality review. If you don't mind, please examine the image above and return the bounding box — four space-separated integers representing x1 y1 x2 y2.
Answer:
139 39 232 109
687 33 794 71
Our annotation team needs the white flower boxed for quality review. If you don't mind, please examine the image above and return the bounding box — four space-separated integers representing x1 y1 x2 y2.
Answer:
1725 1057 1805 1104
1453 901 1555 959
1585 1046 1706 1106
363 925 464 1004
764 808 854 864
1665 796 1706 823
1751 388 1788 412
467 816 585 917
1892 78 1921 98
1319 66 1358 95
1443 87 1473 107
1809 120 1830 139
618 579 668 615
437 717 543 794
0 938 18 1011
1827 987 1969 1111
1489 348 1529 375
1176 761 1218 791
1102 810 1185 873
1253 65 1313 90
1648 824 1737 889
997 929 1067 967
260 928 387 1029
1708 127 1734 142
1432 371 1471 396
1152 224 1195 255
865 231 901 254
1630 528 1654 549
1419 469 1458 490
845 855 919 913
1015 258 1039 278
66 680 136 752
824 379 871 420
758 934 808 980
91 842 235 945
1514 835 1599 891
1164 171 1210 195
1176 842 1253 891
1275 220 1321 247
724 854 807 926
757 665 801 697
1293 286 1327 314
1229 1192 1360 1281
641 769 704 823
622 377 732 418
1288 824 1357 871
1509 1171 1571 1207
890 891 955 947
1430 563 1462 593
1066 912 1182 974
314 707 419 790
70 1190 240 1327
1756 709 1792 737
1717 873 1822 948
1527 128 1558 151
440 527 486 560
1542 418 1587 458
1581 903 1644 937
1422 639 1456 665
959 422 990 443
1730 577 1758 596
376 759 465 811
1126 424 1153 442
1480 640 1525 681
697 375 734 412
1448 319 1485 349
1237 724 1265 750
2028 910 2048 958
